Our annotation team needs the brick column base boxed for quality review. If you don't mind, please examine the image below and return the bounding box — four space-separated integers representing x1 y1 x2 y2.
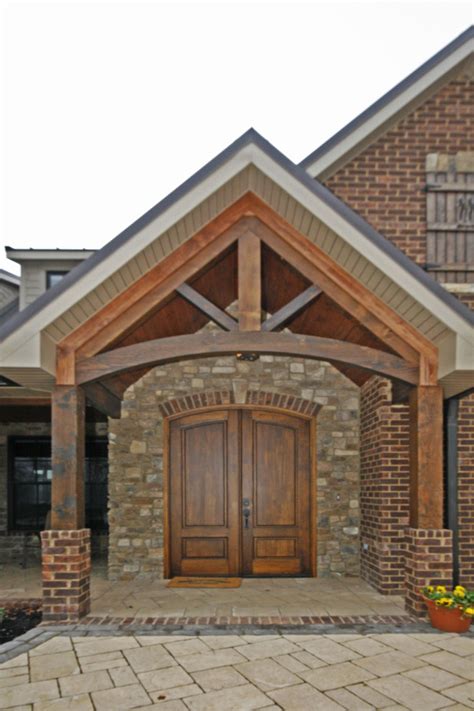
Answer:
405 528 453 616
41 529 91 622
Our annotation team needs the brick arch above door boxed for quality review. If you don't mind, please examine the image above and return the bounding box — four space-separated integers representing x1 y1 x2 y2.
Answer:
157 389 321 419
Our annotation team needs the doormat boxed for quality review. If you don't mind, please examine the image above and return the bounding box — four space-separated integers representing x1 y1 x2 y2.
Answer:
167 577 242 588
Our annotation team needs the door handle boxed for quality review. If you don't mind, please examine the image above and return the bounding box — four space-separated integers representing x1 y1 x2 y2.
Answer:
243 507 251 529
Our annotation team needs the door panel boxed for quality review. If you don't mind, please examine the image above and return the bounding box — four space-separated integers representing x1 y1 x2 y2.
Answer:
169 410 240 576
242 410 311 576
169 407 312 577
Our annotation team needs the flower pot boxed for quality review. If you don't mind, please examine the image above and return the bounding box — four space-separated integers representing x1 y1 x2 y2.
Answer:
424 598 472 633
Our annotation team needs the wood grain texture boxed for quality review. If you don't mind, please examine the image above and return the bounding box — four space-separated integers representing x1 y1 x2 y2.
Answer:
51 386 85 530
169 410 241 576
238 231 261 331
241 409 311 576
76 331 419 386
168 407 314 577
82 382 121 419
262 285 322 331
409 385 444 528
175 283 238 331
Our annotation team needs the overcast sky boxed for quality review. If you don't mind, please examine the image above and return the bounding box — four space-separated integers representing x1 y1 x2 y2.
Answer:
1 0 472 274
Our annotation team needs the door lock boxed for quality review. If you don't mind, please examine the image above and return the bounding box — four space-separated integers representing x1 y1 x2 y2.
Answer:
243 507 251 528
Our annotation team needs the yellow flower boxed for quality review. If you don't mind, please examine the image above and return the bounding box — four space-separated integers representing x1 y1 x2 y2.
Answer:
464 607 474 616
425 585 434 593
439 597 453 607
436 586 447 593
454 586 466 597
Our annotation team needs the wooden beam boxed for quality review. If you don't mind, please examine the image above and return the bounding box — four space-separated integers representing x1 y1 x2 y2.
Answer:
262 285 322 332
175 283 238 331
409 385 443 528
238 231 261 331
57 195 259 382
75 331 419 386
51 386 85 530
83 382 121 419
245 197 438 376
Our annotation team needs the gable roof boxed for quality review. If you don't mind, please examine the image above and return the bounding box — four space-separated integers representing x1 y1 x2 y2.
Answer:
0 129 473 396
300 26 474 179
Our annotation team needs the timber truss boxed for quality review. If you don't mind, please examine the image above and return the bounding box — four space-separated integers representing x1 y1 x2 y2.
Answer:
56 193 438 419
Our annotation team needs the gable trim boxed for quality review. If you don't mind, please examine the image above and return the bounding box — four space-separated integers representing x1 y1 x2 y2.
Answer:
299 26 474 179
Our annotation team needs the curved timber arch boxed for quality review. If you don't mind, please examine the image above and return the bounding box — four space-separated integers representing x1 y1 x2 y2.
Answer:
75 331 419 387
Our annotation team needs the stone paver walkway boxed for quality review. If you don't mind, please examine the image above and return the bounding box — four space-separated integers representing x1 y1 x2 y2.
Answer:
1 631 473 709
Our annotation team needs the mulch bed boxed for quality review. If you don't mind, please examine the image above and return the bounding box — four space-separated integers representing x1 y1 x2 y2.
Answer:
0 602 42 644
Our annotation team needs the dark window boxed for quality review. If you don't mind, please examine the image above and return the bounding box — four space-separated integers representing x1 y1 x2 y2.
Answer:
9 437 108 531
46 271 68 289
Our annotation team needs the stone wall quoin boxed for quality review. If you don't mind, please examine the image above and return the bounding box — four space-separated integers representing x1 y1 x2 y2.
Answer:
108 354 361 581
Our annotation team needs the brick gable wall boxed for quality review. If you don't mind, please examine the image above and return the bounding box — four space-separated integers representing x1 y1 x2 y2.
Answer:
327 72 474 592
325 74 474 267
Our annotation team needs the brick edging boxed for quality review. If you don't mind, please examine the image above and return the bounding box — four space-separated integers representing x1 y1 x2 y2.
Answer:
41 613 420 627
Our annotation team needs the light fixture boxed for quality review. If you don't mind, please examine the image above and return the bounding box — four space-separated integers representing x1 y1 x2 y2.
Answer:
236 352 259 362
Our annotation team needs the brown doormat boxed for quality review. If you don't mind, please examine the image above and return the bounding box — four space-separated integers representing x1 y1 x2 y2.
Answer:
167 577 242 588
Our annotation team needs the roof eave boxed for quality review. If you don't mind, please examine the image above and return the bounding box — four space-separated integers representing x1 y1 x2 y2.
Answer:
300 26 474 179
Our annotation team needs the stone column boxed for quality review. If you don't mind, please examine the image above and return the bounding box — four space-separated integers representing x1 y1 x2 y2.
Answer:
41 529 91 622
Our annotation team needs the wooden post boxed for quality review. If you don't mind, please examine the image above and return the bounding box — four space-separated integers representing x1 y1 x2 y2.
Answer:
238 232 261 331
51 385 86 530
409 385 443 528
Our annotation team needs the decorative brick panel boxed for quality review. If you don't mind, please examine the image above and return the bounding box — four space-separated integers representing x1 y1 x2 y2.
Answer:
458 392 474 587
405 528 453 616
41 529 91 622
360 376 410 594
158 389 320 418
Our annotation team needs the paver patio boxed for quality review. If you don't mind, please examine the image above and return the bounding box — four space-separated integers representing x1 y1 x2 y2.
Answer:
0 563 407 619
0 631 472 710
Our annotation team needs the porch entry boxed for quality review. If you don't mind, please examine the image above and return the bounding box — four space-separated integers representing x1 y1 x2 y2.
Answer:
168 407 313 577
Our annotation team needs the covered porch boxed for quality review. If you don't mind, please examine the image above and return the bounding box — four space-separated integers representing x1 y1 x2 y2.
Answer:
1 562 406 623
1 132 473 624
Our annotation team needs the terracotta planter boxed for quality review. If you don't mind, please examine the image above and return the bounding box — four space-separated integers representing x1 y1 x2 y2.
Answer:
424 598 472 633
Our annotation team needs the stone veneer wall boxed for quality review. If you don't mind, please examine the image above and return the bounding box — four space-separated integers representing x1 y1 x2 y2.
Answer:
108 355 360 580
0 421 107 563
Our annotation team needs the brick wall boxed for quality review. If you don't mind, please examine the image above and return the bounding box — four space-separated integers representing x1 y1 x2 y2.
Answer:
360 376 410 594
326 73 474 266
458 392 474 587
108 355 360 580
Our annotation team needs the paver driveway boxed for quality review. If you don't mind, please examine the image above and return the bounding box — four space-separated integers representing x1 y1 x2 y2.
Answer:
0 632 473 709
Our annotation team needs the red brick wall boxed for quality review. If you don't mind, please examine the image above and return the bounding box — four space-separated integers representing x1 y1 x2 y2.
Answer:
328 73 473 596
326 75 474 266
458 392 474 587
360 376 410 594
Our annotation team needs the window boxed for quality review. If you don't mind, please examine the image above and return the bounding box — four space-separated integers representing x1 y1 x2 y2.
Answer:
9 437 108 531
46 271 68 289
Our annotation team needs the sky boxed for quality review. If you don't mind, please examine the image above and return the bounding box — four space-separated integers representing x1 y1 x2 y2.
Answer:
1 0 472 275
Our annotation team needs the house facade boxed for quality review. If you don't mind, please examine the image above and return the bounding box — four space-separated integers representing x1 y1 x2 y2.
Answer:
0 28 473 622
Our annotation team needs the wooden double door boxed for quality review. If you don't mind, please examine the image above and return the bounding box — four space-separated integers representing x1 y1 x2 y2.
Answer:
168 408 313 577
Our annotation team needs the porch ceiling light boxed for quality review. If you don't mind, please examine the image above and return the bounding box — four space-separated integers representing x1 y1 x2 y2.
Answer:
236 352 259 362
